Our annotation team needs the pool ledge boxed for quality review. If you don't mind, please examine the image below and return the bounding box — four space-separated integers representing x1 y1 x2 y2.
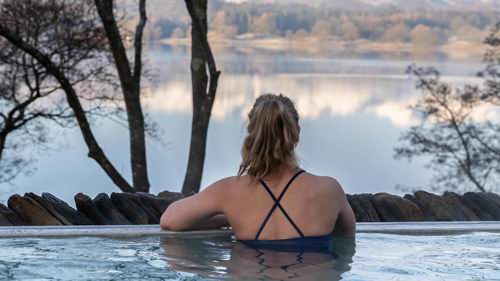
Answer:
0 221 500 238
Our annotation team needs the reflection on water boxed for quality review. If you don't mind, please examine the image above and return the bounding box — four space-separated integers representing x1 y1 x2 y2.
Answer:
159 236 355 281
0 47 487 203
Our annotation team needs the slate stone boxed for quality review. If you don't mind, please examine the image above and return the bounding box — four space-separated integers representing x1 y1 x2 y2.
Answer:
473 193 500 220
42 193 93 225
110 193 150 224
93 193 131 225
371 193 425 221
74 193 110 225
123 193 160 223
136 192 171 216
442 192 479 221
484 192 500 212
405 191 459 221
131 194 161 219
0 202 25 225
0 211 12 226
25 193 71 225
8 194 62 225
347 194 380 222
157 191 184 203
2 190 498 226
460 192 497 220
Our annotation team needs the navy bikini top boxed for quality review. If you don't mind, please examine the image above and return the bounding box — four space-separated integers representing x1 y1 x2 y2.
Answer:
239 170 333 253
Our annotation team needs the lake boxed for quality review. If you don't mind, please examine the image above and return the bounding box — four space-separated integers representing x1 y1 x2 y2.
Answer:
0 44 485 204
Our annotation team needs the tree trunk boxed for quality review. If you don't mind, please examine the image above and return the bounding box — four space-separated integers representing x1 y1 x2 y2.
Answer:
182 93 213 195
94 0 150 192
182 0 220 195
0 131 7 160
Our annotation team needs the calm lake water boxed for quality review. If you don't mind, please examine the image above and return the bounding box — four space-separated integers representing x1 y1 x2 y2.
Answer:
0 45 485 204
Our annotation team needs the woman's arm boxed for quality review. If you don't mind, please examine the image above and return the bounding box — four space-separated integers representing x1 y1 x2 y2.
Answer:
329 178 356 237
160 179 228 231
332 194 356 237
192 214 229 230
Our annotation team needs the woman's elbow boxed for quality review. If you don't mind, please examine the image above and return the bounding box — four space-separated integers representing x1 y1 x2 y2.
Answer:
160 206 183 231
160 214 174 230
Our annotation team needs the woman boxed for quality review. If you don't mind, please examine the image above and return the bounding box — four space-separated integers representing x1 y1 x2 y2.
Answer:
161 94 355 250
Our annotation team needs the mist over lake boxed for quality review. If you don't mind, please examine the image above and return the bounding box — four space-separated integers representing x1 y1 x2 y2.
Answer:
0 45 484 204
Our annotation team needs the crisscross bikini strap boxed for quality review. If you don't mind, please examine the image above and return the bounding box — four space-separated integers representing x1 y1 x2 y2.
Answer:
254 170 305 240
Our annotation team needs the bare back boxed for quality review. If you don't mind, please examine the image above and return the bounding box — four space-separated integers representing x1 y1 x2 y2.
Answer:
161 94 355 238
219 170 354 240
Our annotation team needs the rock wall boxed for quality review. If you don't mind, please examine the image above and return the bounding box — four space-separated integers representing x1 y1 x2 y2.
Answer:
0 191 183 226
348 191 500 222
0 190 499 226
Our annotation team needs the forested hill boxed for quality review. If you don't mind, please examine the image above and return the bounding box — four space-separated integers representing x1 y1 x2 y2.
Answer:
119 0 498 50
124 0 500 17
222 0 500 10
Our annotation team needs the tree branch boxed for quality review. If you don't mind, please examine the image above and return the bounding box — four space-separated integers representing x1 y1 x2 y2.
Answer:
133 0 146 83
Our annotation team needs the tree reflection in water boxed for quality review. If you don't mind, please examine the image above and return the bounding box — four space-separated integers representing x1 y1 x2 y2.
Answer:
159 236 355 280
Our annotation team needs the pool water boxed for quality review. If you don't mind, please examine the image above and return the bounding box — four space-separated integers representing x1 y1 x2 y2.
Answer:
0 233 499 281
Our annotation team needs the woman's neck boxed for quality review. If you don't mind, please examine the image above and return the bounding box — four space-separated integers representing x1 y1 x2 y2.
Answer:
262 164 300 183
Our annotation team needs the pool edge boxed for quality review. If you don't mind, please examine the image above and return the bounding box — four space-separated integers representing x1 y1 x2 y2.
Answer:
1 222 500 238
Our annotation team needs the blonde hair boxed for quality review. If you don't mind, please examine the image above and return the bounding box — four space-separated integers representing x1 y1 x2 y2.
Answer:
238 94 300 179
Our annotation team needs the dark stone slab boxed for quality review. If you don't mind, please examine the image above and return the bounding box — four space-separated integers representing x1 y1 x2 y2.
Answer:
130 194 161 219
442 192 479 221
405 191 467 221
371 193 425 221
123 193 160 223
110 193 150 224
157 191 184 203
136 192 172 216
93 193 131 225
0 203 25 225
25 193 71 225
42 193 93 225
8 194 62 225
0 210 12 226
485 192 500 210
74 193 110 225
403 194 418 204
474 193 500 220
460 192 498 220
347 194 380 222
2 190 498 226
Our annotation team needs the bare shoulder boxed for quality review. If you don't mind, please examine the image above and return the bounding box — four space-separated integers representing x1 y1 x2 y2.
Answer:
323 176 346 195
204 175 253 193
304 172 346 198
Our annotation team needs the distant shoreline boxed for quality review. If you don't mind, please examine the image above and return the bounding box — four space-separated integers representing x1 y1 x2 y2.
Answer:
159 36 485 59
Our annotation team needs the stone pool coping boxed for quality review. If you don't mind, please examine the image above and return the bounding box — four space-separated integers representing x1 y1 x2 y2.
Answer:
1 221 500 238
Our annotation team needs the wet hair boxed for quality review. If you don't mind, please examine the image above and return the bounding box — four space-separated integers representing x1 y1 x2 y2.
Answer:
238 94 300 179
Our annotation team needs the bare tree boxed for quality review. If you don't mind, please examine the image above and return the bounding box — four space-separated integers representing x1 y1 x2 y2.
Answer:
480 23 500 106
182 0 221 195
395 23 500 192
0 45 74 183
94 0 150 192
0 0 136 192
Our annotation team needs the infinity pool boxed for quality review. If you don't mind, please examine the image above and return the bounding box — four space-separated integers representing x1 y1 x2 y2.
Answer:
0 231 499 281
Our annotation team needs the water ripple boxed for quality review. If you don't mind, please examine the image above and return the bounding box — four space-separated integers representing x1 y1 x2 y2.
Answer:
0 232 499 280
